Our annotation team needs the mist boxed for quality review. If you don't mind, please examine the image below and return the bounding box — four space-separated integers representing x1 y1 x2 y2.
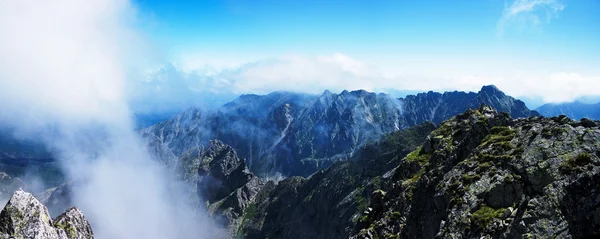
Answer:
0 0 219 238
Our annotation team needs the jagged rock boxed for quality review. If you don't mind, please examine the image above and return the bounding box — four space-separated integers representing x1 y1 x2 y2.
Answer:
0 189 93 239
194 140 266 232
580 118 598 128
53 207 94 239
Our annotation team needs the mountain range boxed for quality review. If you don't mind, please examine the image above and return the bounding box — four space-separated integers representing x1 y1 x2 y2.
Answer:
142 85 539 177
2 85 600 238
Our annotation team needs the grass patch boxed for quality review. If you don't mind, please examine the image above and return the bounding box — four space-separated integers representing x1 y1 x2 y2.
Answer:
462 173 481 184
243 203 258 221
355 187 368 213
471 205 506 229
404 147 430 166
402 170 424 201
477 162 492 171
541 127 565 138
560 152 593 173
481 126 515 147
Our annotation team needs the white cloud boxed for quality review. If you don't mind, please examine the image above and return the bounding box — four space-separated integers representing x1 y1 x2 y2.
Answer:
497 0 565 36
160 53 600 106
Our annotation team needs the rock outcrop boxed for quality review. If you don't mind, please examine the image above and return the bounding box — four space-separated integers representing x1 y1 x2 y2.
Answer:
351 105 600 238
0 189 93 239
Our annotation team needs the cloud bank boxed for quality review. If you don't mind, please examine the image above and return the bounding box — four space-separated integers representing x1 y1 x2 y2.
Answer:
497 0 565 36
136 53 600 112
0 0 219 238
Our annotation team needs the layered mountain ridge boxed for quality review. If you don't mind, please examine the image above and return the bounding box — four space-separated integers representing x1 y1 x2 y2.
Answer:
536 101 600 120
142 85 539 176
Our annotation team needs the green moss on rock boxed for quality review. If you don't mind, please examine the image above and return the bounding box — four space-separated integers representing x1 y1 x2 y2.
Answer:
404 147 430 166
55 221 77 239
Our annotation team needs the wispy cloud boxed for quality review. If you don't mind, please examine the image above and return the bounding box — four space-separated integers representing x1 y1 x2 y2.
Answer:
497 0 565 36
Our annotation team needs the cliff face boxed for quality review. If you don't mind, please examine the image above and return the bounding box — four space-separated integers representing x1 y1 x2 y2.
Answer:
0 189 93 239
143 86 539 177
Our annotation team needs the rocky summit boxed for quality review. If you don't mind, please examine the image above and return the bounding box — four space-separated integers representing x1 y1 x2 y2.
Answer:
142 86 539 177
0 189 93 239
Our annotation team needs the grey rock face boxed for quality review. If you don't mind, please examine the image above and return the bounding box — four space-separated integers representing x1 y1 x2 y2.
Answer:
53 207 94 239
0 189 93 239
143 86 539 177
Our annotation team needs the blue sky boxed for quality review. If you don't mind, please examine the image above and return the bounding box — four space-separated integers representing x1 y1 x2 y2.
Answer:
137 0 598 57
129 0 600 109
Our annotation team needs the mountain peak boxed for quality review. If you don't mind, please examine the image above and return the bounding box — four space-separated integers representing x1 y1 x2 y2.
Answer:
348 89 369 97
480 85 501 94
321 89 333 96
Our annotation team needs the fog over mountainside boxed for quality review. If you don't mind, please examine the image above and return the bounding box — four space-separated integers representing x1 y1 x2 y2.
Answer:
0 0 220 238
